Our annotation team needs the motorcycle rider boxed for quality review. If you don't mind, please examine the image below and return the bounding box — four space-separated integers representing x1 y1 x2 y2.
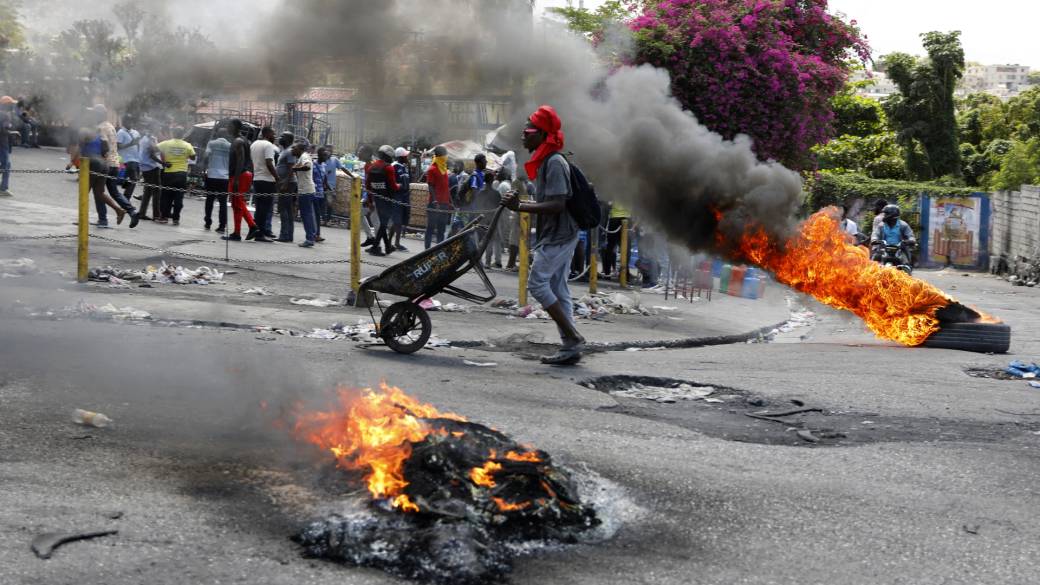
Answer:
870 204 916 265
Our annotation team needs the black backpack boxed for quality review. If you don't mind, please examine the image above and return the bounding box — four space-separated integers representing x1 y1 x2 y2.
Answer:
556 154 602 230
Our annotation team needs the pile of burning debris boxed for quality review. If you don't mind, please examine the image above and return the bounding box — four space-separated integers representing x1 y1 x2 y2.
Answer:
290 384 600 584
89 262 224 286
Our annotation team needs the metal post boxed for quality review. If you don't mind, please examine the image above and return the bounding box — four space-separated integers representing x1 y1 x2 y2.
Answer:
619 219 630 288
518 212 531 306
350 172 362 298
77 159 90 282
588 226 598 295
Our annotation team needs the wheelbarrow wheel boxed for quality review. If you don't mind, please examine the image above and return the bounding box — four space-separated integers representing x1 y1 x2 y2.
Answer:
380 302 432 354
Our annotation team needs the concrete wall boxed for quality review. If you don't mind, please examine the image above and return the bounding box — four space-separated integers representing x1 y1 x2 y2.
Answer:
989 185 1040 273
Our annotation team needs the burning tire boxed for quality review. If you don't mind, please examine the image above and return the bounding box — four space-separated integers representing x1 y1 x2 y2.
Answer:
380 302 432 354
922 322 1011 354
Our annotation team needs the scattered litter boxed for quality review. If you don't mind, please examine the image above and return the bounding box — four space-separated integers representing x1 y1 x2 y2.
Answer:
290 297 341 308
243 287 272 296
491 298 519 310
419 298 442 311
962 524 980 535
624 346 666 352
610 382 714 403
440 302 470 313
31 530 118 560
0 258 37 275
1006 360 1040 379
651 306 678 312
305 329 342 340
463 360 498 367
89 262 224 286
1030 381 1040 389
72 409 113 428
796 430 821 443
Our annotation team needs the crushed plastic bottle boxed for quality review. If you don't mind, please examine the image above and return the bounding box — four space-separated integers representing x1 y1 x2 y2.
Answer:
73 409 113 428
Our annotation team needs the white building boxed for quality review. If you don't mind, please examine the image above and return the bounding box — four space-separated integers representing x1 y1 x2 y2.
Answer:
850 70 898 99
961 64 1032 98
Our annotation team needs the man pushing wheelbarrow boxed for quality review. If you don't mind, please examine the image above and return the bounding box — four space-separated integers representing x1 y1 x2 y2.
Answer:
360 105 592 366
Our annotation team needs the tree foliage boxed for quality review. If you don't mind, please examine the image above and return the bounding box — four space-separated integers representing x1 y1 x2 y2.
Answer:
631 0 868 170
881 31 965 181
113 0 146 55
812 132 907 179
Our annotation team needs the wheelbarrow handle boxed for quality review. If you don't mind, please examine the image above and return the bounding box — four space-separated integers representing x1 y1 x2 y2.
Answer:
476 204 509 255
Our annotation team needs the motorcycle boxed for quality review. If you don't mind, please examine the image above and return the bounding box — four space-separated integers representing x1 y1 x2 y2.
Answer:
873 242 915 275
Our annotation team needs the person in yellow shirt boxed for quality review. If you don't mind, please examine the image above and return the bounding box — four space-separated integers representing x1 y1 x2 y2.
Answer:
157 128 196 225
602 201 630 279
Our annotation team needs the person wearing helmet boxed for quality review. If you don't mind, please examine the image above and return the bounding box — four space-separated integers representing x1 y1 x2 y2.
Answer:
365 145 400 256
392 147 412 251
870 204 916 264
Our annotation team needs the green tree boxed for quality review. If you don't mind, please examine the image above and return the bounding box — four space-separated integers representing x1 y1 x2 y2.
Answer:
991 137 1040 191
813 132 907 179
113 1 146 55
882 31 966 180
1028 71 1040 86
0 0 23 49
831 85 888 137
549 1 641 40
1005 86 1040 140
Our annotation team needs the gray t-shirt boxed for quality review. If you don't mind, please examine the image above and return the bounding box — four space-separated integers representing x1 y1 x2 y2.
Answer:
275 147 297 183
533 153 577 247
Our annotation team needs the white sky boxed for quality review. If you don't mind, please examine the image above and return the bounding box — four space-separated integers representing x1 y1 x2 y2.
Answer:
536 0 1039 68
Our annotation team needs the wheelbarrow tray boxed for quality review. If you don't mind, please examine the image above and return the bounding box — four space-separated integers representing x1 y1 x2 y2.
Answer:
360 207 505 305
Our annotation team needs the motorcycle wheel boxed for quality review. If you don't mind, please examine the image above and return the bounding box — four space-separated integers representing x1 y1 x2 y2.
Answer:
921 322 1011 354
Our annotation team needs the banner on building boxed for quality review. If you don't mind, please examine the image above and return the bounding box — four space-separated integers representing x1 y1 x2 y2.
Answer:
919 194 991 269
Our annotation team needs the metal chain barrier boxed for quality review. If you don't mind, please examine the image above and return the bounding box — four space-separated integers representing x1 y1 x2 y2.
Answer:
3 169 72 174
0 233 77 242
88 233 394 268
366 191 500 217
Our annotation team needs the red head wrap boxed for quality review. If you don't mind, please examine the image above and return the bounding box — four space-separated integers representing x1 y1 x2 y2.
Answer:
524 105 564 181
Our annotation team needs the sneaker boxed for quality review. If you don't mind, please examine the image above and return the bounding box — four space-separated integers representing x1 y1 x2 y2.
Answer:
275 238 293 243
264 232 277 239
494 263 503 269
315 236 326 243
0 190 11 197
94 221 111 229
367 246 385 256
215 226 226 234
129 212 140 229
360 238 376 247
222 233 242 241
155 218 168 224
254 234 273 242
116 209 126 225
204 222 212 231
299 240 315 248
395 244 409 252
172 220 180 226
245 227 258 240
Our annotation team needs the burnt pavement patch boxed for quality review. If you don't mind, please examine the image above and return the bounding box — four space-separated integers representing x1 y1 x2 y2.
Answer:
584 375 1040 447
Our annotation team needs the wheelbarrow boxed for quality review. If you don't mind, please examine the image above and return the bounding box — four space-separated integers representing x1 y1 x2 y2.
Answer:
358 205 507 354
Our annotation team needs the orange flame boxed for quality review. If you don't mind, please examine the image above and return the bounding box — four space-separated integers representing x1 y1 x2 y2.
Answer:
493 497 532 512
292 382 464 512
505 450 542 463
470 460 503 488
725 208 987 346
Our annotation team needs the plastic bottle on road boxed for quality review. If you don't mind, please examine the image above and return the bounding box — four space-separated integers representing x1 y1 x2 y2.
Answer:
73 409 113 428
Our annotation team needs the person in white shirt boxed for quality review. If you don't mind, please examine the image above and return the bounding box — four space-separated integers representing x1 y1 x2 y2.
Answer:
116 116 141 202
292 141 319 247
246 126 279 241
203 128 231 232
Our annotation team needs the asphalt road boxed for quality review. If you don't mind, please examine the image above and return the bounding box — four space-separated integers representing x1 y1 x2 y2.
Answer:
2 148 1039 585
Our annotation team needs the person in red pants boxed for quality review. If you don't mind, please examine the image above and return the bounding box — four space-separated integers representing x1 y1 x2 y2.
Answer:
222 119 270 242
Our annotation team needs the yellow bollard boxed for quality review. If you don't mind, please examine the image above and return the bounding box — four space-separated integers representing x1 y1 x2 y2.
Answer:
518 212 531 306
619 218 630 288
588 226 598 295
350 172 362 298
77 159 90 282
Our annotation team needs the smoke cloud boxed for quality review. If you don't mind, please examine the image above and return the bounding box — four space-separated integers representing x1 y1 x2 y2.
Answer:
13 0 804 251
